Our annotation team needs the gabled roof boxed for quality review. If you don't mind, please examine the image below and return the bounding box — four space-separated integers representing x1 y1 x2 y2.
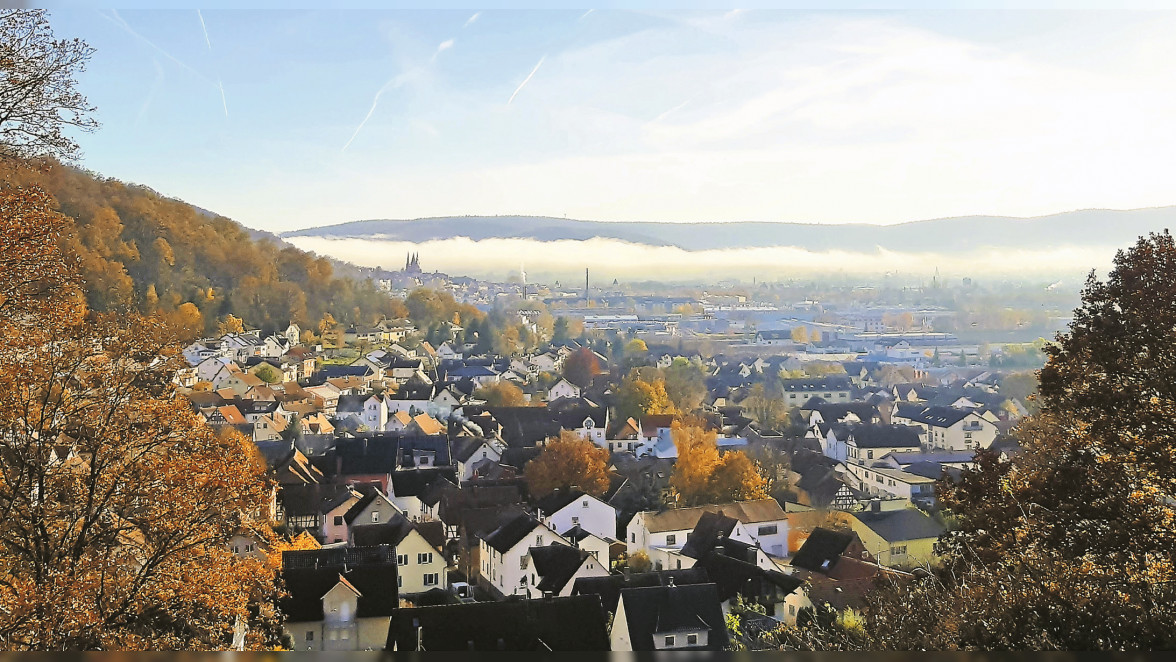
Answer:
618 583 729 650
849 424 922 449
852 508 946 542
637 499 786 534
790 527 855 573
692 552 804 603
679 511 740 559
529 544 592 593
281 563 399 622
482 512 544 554
386 595 610 651
571 568 709 614
533 488 589 517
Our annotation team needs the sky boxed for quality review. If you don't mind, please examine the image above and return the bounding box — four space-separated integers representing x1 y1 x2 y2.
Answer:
46 7 1176 234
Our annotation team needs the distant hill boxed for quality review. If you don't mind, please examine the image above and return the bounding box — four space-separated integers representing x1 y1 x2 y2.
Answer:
282 208 1176 253
4 161 405 336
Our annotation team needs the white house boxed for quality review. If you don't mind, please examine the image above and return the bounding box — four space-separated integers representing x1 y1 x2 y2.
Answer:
536 490 617 543
627 499 790 560
362 395 388 432
893 405 998 451
453 438 504 482
349 518 447 596
548 378 581 401
479 514 569 598
521 544 608 597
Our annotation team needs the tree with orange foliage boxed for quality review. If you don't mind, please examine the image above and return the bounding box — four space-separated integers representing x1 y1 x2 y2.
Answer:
473 380 527 407
616 372 676 422
0 179 284 648
217 313 246 336
524 430 611 498
669 423 768 506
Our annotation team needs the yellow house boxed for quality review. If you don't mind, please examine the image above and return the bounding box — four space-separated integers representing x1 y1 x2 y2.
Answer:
838 506 945 570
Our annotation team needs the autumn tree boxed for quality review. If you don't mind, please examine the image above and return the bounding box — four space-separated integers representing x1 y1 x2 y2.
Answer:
669 423 768 506
217 313 245 336
624 338 648 355
0 10 98 162
0 186 283 648
790 326 808 344
474 380 526 407
616 373 676 422
524 430 610 498
563 346 602 388
253 363 282 384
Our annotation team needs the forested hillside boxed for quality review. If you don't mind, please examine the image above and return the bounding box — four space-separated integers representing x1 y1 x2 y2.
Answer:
3 160 406 336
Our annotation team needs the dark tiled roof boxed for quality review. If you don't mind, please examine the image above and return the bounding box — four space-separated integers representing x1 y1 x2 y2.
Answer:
390 467 458 498
791 527 855 573
350 519 415 547
853 508 946 542
386 595 610 651
482 512 544 554
533 488 587 517
679 511 739 559
618 583 729 651
281 565 400 622
529 544 592 593
571 568 709 614
693 553 803 603
850 424 922 449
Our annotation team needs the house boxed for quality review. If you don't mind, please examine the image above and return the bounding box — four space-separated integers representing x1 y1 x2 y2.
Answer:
351 516 448 595
844 424 922 466
893 404 998 451
535 489 617 544
610 582 730 651
452 437 504 483
521 544 609 597
385 595 610 651
559 524 612 564
478 513 569 598
781 376 853 405
846 464 938 503
842 505 946 569
253 412 289 442
548 378 581 401
627 499 789 562
281 546 400 651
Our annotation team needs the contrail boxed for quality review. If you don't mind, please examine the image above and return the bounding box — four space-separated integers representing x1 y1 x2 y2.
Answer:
343 74 409 152
217 79 229 117
136 58 165 124
464 12 480 27
197 9 212 50
431 39 454 62
508 55 546 106
579 9 595 20
101 9 208 82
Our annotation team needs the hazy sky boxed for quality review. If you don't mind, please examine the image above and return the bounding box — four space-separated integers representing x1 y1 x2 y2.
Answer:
49 7 1176 233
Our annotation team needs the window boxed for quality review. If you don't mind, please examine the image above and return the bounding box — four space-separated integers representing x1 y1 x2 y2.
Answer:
890 545 907 556
306 631 314 642
687 634 698 645
521 556 528 569
676 560 681 569
631 533 635 543
418 552 433 564
372 511 380 523
333 516 343 526
536 535 544 545
867 450 874 459
758 525 778 536
789 604 796 616
424 573 439 586
665 635 676 647
398 576 403 588
666 534 677 545
420 456 430 465
397 554 408 566
571 516 579 525
582 500 589 508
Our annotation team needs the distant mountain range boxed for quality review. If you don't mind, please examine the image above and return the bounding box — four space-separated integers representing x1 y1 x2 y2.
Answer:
280 207 1176 253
